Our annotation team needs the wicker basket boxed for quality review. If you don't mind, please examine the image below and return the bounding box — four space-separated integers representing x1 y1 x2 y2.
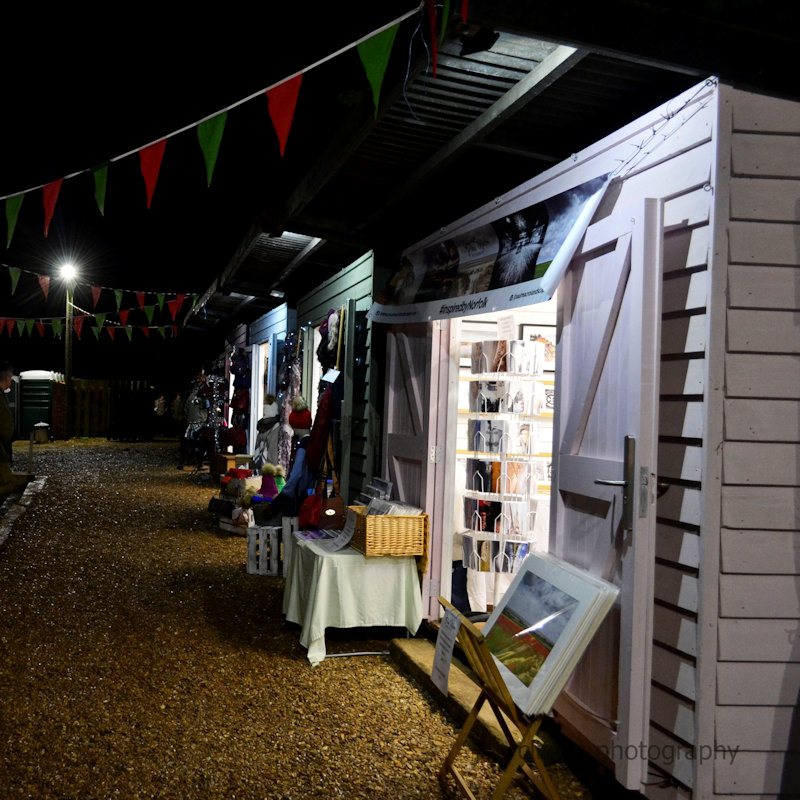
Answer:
349 505 428 557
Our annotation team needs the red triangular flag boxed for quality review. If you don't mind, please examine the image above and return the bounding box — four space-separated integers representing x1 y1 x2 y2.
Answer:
36 321 45 337
38 275 50 301
119 309 130 326
167 294 185 320
172 325 178 338
43 178 63 237
266 74 303 156
107 326 116 341
91 285 102 308
142 326 150 338
461 0 468 21
136 291 146 311
139 139 166 209
5 319 13 335
425 0 439 76
73 315 84 339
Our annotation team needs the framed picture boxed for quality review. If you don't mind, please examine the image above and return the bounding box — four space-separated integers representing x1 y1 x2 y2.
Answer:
481 552 618 716
519 324 556 372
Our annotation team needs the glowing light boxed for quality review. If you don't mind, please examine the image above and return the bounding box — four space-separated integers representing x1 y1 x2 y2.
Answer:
60 262 77 281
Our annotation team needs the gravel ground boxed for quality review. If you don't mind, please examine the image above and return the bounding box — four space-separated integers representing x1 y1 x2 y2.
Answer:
0 440 591 800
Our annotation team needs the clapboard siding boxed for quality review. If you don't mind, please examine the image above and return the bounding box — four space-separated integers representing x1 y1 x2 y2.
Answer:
721 486 799 529
723 442 799 485
657 442 702 483
717 662 800 705
729 178 800 223
249 303 295 345
661 317 706 356
720 530 800 574
729 221 799 266
655 563 699 614
731 134 800 178
725 354 800 398
724 399 800 441
661 359 704 397
727 309 800 353
654 648 697 705
719 575 800 618
656 525 700 570
649 171 711 797
718 619 800 662
715 751 800 795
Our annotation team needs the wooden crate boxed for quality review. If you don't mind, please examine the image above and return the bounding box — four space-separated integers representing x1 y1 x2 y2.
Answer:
246 526 281 576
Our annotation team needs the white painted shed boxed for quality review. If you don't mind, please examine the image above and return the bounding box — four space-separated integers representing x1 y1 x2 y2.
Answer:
378 79 800 798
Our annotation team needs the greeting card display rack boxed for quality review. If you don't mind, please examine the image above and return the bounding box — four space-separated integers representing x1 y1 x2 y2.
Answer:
457 338 553 598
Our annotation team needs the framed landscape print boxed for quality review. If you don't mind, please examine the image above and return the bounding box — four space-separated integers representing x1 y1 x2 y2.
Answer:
481 552 618 716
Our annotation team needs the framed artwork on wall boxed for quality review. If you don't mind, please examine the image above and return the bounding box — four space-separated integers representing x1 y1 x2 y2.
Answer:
519 324 556 372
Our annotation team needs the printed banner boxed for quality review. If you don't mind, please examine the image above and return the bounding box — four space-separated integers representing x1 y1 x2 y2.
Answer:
368 175 610 323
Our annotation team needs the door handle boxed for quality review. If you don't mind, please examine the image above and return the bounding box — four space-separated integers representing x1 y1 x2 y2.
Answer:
593 435 635 530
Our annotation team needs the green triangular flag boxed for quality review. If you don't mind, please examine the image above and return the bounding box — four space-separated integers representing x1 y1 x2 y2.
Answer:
144 305 155 324
439 0 451 44
114 289 123 311
197 112 227 186
157 293 165 311
158 326 166 339
52 318 63 338
125 327 133 341
93 164 108 216
9 267 21 293
25 319 34 336
16 320 24 335
357 23 400 117
92 326 101 339
95 312 106 329
6 194 23 248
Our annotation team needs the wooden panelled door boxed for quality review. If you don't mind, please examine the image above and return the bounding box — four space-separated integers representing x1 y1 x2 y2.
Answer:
552 199 662 790
382 321 450 619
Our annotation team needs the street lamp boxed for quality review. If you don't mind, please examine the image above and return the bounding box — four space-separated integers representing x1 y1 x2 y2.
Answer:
60 262 77 439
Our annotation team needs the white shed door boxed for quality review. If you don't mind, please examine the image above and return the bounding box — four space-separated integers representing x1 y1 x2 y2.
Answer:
382 323 432 508
553 200 662 790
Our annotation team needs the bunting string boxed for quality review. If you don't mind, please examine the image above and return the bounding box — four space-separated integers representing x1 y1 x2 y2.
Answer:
0 4 425 211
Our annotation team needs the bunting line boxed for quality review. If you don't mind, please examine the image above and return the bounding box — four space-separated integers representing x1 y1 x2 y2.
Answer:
0 5 423 203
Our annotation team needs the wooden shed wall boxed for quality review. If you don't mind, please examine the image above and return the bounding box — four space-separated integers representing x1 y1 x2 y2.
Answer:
712 87 800 799
249 304 296 350
296 252 379 501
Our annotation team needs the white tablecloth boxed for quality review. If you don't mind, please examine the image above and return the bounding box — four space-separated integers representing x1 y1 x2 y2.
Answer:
282 538 423 666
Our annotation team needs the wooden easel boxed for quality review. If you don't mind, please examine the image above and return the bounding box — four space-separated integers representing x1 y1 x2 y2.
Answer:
438 597 561 800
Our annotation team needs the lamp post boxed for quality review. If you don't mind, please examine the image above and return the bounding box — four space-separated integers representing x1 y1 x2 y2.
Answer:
60 263 77 439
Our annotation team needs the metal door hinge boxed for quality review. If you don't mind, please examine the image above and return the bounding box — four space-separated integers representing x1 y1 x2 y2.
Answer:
429 445 443 464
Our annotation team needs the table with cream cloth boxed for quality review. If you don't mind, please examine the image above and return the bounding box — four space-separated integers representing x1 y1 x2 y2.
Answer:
282 537 423 666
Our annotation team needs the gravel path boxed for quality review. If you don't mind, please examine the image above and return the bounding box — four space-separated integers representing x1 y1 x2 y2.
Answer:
0 440 590 800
